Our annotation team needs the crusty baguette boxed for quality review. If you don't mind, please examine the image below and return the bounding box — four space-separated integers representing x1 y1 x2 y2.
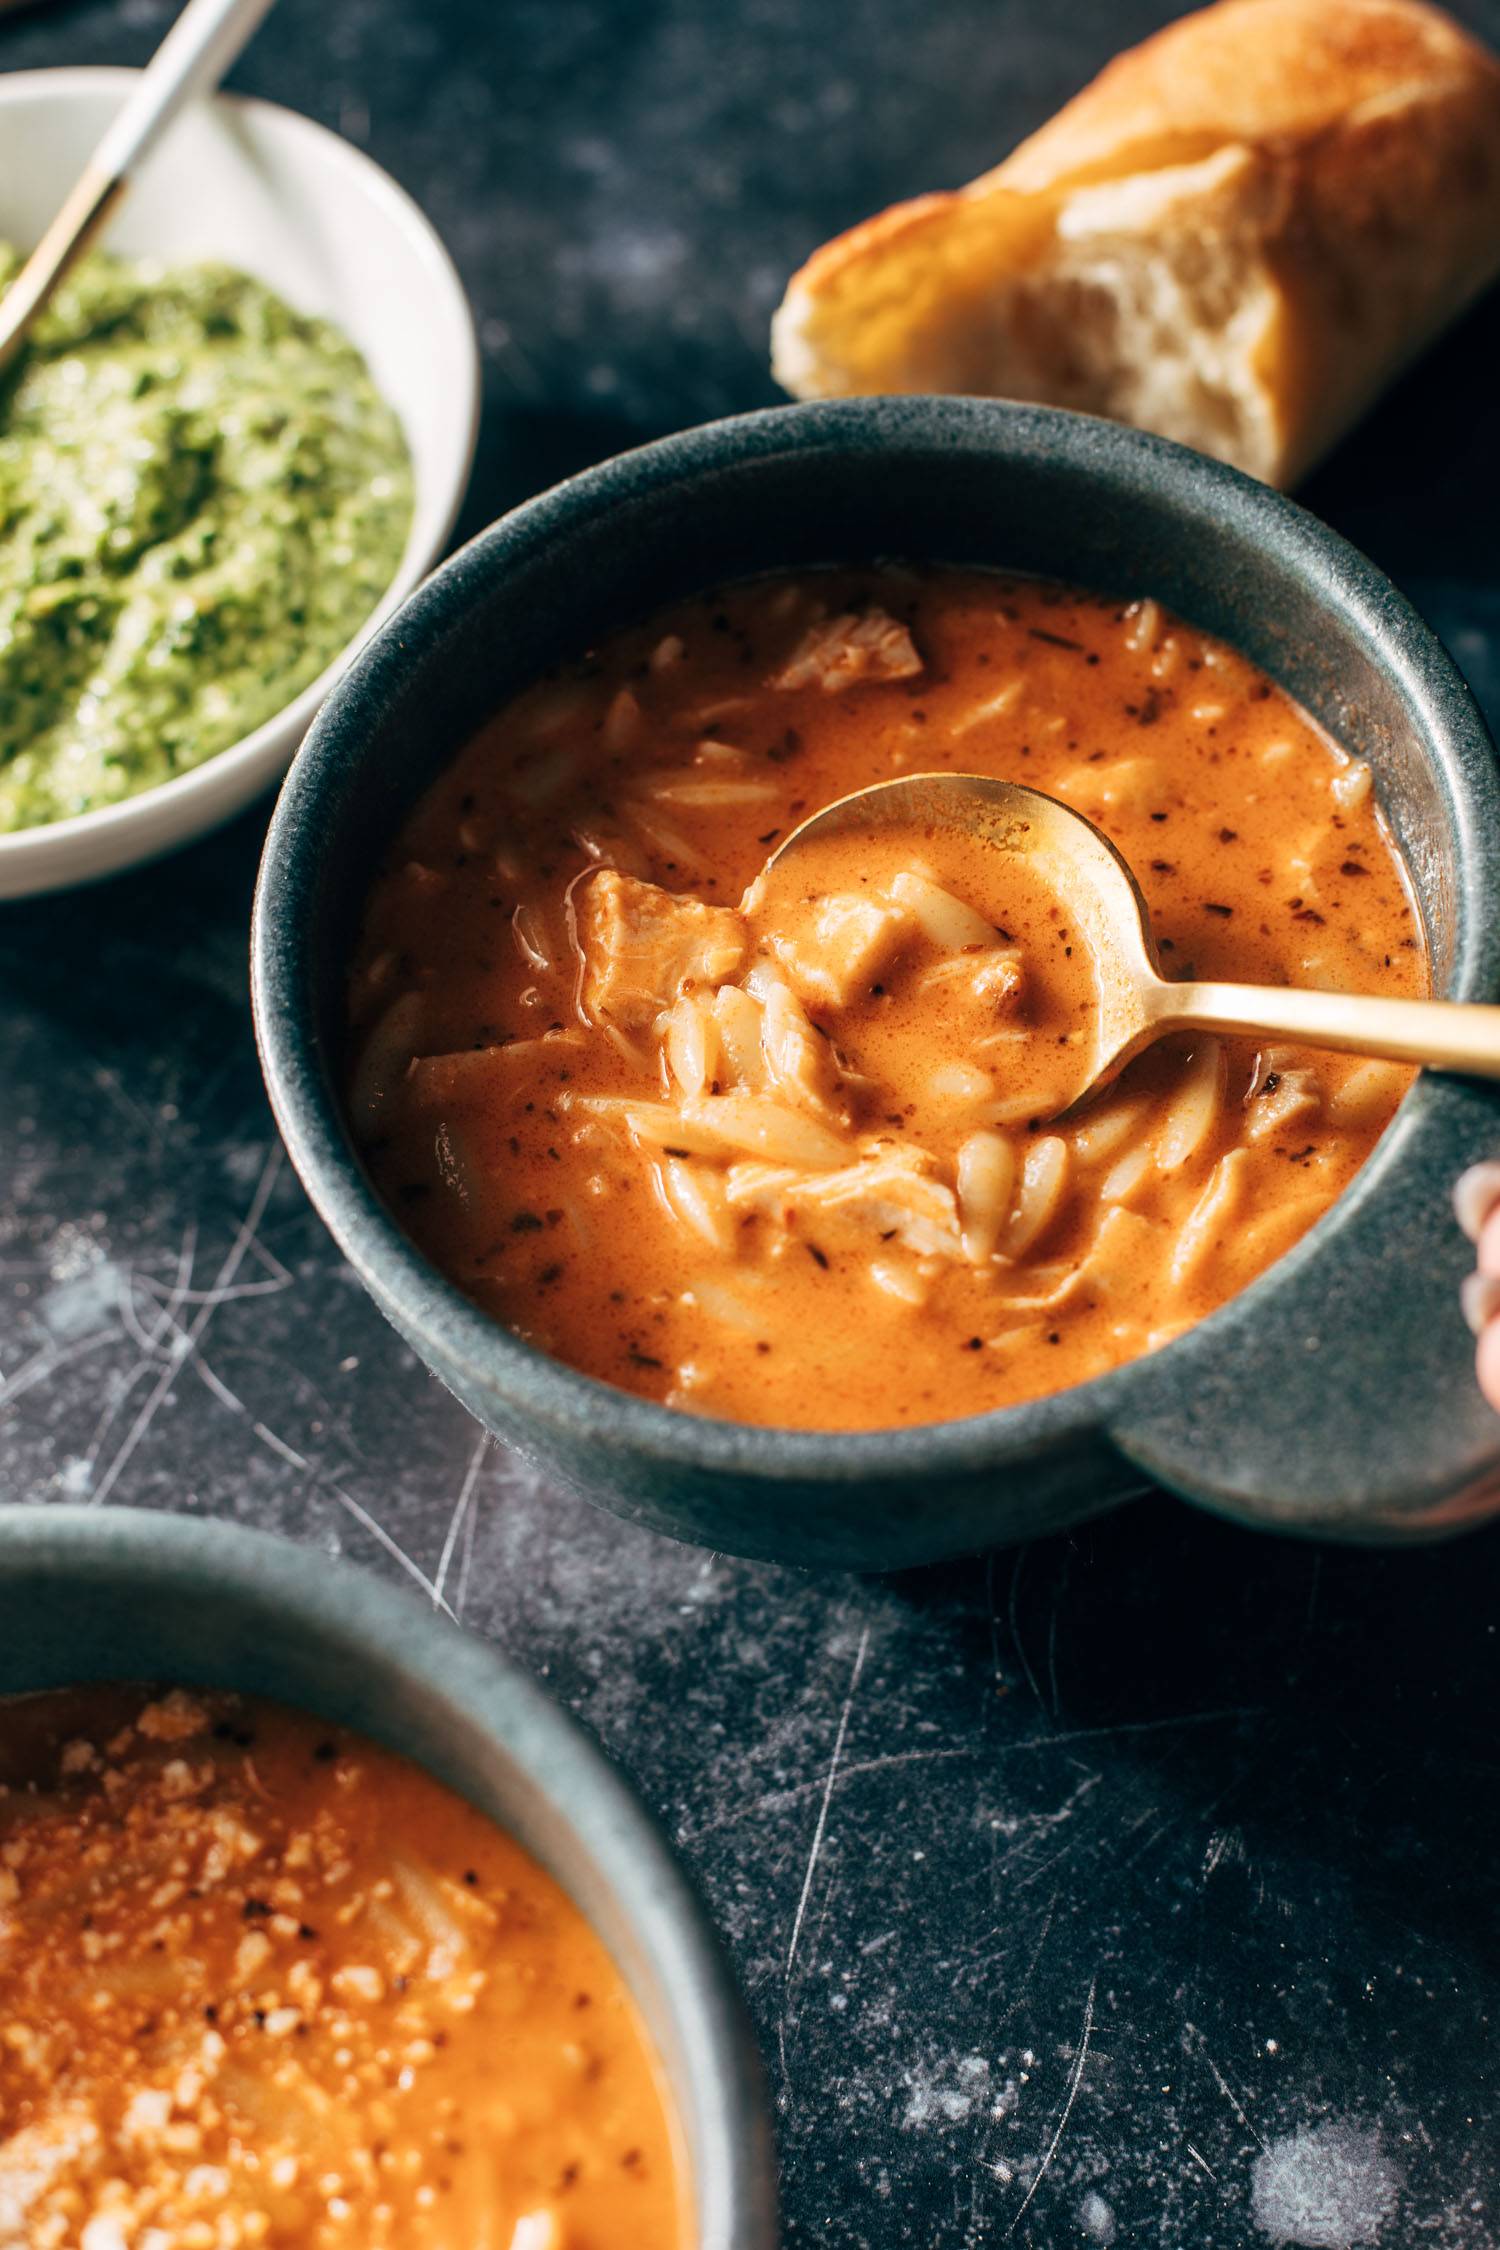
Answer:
771 0 1500 486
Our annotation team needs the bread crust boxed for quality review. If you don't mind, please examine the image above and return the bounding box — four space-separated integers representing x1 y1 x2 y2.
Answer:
993 0 1496 190
771 0 1500 485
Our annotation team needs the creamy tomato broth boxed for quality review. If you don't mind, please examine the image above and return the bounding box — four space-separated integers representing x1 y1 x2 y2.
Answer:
347 570 1423 1430
0 1685 685 2249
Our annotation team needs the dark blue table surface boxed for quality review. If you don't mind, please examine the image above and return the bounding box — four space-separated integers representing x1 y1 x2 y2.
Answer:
2 2 1498 2242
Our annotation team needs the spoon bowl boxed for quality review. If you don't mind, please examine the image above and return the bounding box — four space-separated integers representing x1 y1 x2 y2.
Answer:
758 771 1165 1115
762 771 1500 1110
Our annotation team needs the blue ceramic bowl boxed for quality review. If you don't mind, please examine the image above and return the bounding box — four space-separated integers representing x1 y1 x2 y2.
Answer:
0 1505 778 2248
253 399 1500 1563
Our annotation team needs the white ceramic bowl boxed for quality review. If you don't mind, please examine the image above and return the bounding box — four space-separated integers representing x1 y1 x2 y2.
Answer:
0 68 480 899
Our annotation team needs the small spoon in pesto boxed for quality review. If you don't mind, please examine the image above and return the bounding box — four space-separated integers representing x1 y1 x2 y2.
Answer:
0 0 278 375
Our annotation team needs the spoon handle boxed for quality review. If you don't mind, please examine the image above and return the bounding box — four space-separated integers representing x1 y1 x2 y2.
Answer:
0 0 277 374
93 0 279 180
1160 980 1500 1078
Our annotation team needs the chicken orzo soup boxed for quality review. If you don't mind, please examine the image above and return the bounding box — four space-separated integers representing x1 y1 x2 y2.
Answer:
0 1685 685 2249
347 569 1424 1430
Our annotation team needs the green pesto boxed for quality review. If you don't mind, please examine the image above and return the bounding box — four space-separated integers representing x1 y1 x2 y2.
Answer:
0 249 413 832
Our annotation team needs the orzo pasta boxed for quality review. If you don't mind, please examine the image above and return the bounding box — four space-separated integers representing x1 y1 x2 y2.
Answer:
346 569 1423 1430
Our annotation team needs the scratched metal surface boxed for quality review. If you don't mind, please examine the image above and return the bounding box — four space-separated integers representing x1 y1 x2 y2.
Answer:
3 0 1500 2242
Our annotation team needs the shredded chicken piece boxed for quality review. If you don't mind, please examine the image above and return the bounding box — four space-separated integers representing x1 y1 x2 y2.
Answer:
771 608 923 692
577 871 746 1031
917 944 1026 1010
745 964 848 1119
969 950 1027 1007
762 892 912 1008
725 1147 962 1260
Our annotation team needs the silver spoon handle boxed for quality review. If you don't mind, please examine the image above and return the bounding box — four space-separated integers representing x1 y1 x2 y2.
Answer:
1160 979 1500 1079
0 0 277 373
94 0 278 179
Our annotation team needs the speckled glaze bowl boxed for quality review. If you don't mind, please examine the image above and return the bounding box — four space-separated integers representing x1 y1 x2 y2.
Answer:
0 1504 779 2249
252 399 1500 1564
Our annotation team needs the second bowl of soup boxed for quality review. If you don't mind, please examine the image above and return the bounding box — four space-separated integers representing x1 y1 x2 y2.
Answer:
253 400 1500 1563
0 1505 776 2247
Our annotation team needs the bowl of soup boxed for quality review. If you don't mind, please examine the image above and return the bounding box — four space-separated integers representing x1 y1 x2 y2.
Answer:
252 399 1500 1563
0 1504 777 2248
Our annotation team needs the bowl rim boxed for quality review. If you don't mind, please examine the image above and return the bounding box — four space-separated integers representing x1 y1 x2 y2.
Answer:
0 65 480 878
253 395 1500 1488
0 1500 780 2249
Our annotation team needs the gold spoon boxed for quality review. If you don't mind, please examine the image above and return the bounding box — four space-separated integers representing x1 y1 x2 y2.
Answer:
757 771 1500 1117
0 0 278 378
